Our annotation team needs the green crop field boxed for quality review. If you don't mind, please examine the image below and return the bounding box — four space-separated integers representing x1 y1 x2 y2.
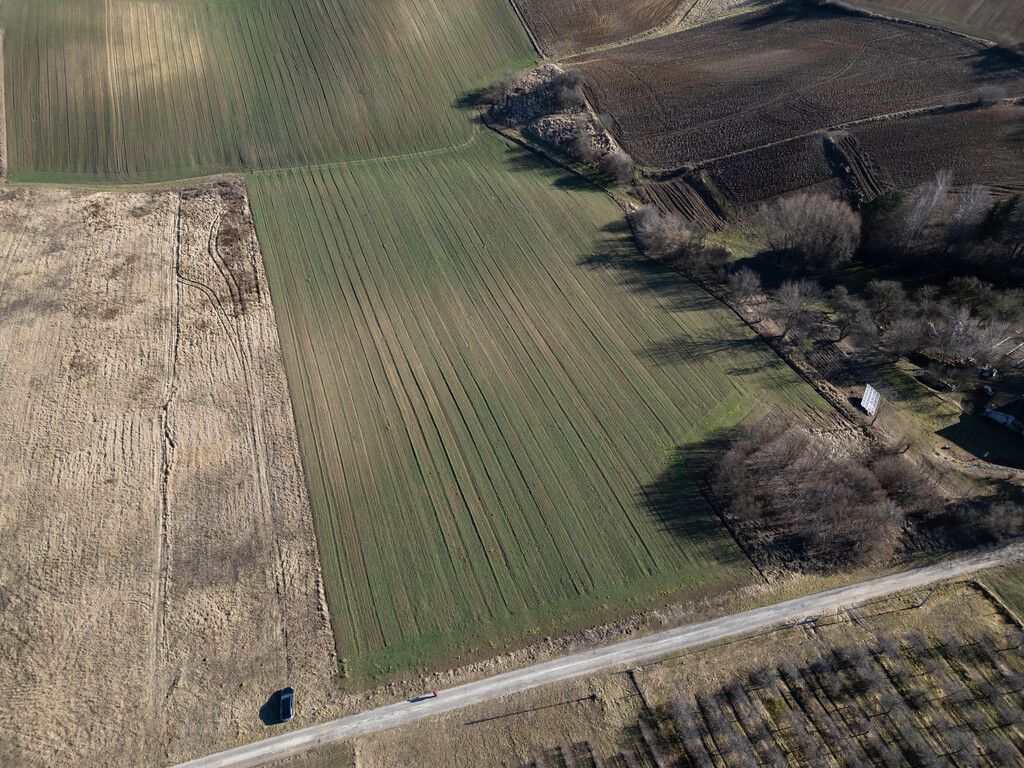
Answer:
1 0 531 182
249 133 830 681
6 0 835 687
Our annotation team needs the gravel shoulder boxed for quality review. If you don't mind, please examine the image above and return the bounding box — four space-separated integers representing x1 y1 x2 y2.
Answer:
175 542 1024 768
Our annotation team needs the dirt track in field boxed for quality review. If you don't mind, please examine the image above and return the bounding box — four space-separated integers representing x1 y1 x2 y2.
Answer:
0 183 337 767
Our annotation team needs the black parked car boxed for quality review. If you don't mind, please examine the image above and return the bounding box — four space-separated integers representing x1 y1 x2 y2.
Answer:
279 686 295 722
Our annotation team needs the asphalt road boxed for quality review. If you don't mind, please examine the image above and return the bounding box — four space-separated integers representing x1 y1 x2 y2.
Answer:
175 543 1024 768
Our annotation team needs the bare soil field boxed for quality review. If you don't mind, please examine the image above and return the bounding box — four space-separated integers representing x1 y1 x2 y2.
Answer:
703 134 844 208
640 104 1021 220
512 0 679 55
848 0 1024 45
0 183 337 767
638 174 728 229
575 4 1024 170
850 103 1024 193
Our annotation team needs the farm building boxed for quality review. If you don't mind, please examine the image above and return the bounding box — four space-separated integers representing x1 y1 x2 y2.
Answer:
985 394 1024 435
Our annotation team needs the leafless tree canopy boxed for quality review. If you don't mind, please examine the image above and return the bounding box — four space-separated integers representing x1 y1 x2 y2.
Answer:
773 279 823 339
827 286 875 343
902 170 952 246
599 149 634 184
629 204 706 261
759 193 861 272
714 413 904 570
727 267 762 301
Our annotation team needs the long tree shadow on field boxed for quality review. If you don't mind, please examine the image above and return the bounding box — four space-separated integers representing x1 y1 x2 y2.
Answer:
967 45 1024 79
471 116 792 379
641 432 749 569
578 226 795 377
737 0 826 29
501 142 594 191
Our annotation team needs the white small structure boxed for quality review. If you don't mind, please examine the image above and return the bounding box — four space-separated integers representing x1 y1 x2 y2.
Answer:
861 384 881 416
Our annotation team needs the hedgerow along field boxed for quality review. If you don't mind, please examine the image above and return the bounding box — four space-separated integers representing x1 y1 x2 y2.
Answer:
0 0 532 182
248 133 832 683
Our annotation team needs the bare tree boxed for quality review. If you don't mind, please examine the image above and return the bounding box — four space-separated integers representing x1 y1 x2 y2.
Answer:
481 71 517 106
946 184 990 249
774 279 823 339
629 205 705 262
828 286 876 343
928 304 980 361
866 280 910 325
727 267 762 301
760 193 861 272
871 455 941 514
881 316 923 360
553 68 585 109
975 84 1007 105
714 415 905 570
914 284 941 318
902 170 952 246
570 118 598 164
599 149 634 184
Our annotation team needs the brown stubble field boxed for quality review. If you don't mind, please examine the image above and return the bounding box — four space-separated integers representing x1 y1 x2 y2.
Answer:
574 4 1024 171
0 183 337 767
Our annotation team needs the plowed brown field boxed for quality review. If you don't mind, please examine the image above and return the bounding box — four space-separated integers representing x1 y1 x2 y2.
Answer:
575 5 1024 169
851 103 1024 193
705 133 845 208
513 0 678 55
0 184 336 767
850 0 1024 44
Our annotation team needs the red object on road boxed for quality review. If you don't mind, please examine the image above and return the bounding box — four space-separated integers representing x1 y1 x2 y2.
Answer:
431 690 439 697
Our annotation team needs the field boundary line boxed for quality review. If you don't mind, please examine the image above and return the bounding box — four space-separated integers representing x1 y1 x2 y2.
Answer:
173 543 1024 768
829 0 1007 48
505 0 544 57
2 128 485 191
645 98 1024 179
0 25 6 180
975 579 1024 630
564 0 1012 64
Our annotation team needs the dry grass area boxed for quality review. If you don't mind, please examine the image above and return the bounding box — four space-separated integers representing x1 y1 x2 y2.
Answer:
624 583 1024 767
356 673 638 767
0 183 337 766
574 4 1024 170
